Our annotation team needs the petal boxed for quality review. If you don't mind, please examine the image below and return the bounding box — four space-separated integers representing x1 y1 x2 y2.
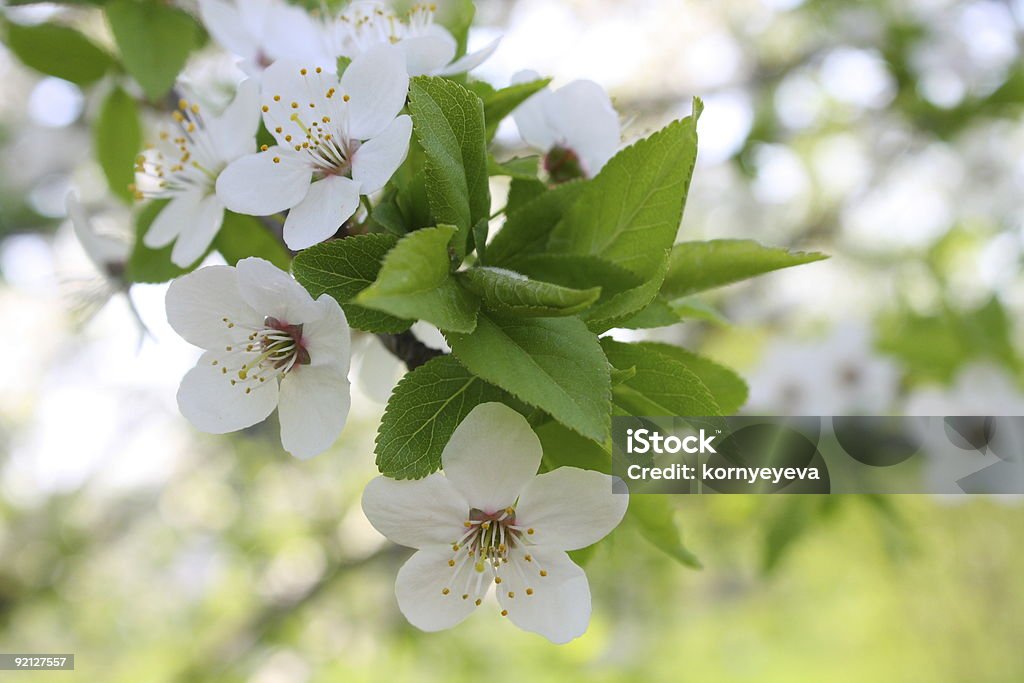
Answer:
210 79 260 162
66 193 129 266
341 44 409 140
199 0 258 62
395 549 486 632
552 80 620 176
437 36 501 76
235 256 321 323
217 148 311 216
282 175 360 250
398 28 456 76
361 474 469 549
410 321 450 352
166 264 261 349
353 336 405 403
511 72 558 152
277 363 350 459
441 403 542 511
260 59 337 146
170 194 225 267
514 468 628 550
177 349 280 434
303 293 352 369
497 548 591 644
351 115 412 194
262 2 329 64
144 193 199 249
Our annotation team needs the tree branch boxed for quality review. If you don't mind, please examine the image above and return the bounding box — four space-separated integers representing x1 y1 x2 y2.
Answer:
376 330 446 370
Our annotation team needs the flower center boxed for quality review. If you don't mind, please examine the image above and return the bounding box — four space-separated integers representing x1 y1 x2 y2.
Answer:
132 98 223 201
213 315 311 393
440 506 547 610
544 145 586 184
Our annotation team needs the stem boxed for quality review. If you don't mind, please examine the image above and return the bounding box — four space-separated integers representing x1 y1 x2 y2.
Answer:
376 330 446 370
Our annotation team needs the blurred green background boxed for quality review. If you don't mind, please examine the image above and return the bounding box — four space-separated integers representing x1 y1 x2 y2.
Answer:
2 0 1024 680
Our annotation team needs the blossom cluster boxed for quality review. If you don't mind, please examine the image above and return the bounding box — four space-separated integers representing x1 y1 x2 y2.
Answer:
112 0 627 644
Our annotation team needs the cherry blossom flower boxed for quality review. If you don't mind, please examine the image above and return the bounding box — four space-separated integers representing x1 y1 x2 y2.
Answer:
321 2 499 77
133 80 261 267
362 402 628 643
353 322 449 403
198 0 326 74
166 257 352 459
511 70 621 182
216 46 412 250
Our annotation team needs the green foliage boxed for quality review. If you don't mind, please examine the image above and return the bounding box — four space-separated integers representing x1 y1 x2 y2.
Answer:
3 20 113 85
580 253 670 332
629 496 702 568
458 267 601 317
446 313 612 443
375 355 511 479
627 342 747 414
662 239 828 298
214 212 291 270
602 339 721 416
536 421 611 473
106 0 203 100
484 180 587 266
125 200 191 283
407 76 490 258
94 86 140 203
356 226 479 333
487 155 540 180
292 233 412 334
479 78 551 140
548 102 703 278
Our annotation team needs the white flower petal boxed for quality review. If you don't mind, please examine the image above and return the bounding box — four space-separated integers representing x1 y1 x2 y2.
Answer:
210 79 261 162
497 548 591 644
437 36 501 76
260 60 338 146
441 403 542 511
302 294 352 369
514 468 628 551
351 115 412 194
177 349 280 434
410 321 450 352
395 549 486 632
552 80 620 176
199 0 258 62
262 2 328 64
353 336 405 403
341 44 409 140
170 194 225 267
399 28 456 76
66 193 129 267
282 175 361 250
216 148 311 216
144 193 199 249
511 72 558 152
277 363 350 459
166 265 261 349
234 256 321 324
362 474 469 549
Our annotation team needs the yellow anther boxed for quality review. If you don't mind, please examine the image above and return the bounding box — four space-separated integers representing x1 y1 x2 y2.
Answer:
494 577 502 584
291 102 299 109
273 157 281 164
300 68 308 75
448 559 455 567
527 528 535 535
461 594 469 600
172 111 184 122
191 104 200 114
262 105 269 113
315 67 323 73
178 98 188 110
539 570 547 577
500 609 508 617
260 144 269 152
507 592 514 598
343 94 351 102
463 521 472 528
475 599 482 606
441 588 450 595
524 554 532 562
526 588 534 595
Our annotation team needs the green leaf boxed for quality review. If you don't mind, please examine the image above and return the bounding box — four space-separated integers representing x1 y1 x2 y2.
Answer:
549 101 703 277
459 267 601 317
487 155 540 180
627 342 748 414
505 177 546 213
214 212 291 270
375 355 511 479
408 76 490 258
480 78 551 140
580 252 670 332
447 313 611 443
510 253 642 296
292 233 412 334
94 86 140 203
485 180 588 266
536 421 611 474
356 226 479 333
106 0 203 100
3 20 113 85
125 200 191 283
662 239 828 298
336 56 352 76
629 497 702 569
602 339 721 416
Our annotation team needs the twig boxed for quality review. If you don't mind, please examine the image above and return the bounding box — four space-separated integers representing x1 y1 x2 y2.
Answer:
376 330 446 370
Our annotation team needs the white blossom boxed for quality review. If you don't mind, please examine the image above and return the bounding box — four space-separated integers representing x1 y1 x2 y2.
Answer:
511 70 620 180
216 46 412 250
322 2 499 77
198 0 326 74
134 80 261 267
166 257 352 459
362 402 628 643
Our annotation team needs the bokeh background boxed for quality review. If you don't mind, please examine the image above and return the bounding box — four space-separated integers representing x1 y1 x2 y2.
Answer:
2 0 1024 680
